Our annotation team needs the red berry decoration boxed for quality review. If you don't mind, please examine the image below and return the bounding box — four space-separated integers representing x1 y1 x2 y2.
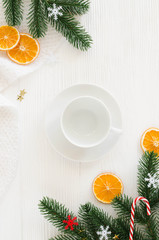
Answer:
63 215 79 231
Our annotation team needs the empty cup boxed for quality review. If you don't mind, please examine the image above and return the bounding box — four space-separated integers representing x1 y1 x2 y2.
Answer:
61 96 111 148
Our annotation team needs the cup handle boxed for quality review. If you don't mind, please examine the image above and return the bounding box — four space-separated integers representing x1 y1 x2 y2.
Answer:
111 127 122 134
106 127 122 146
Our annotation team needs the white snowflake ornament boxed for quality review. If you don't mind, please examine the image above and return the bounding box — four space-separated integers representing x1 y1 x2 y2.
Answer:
97 226 111 240
47 3 63 20
145 173 159 189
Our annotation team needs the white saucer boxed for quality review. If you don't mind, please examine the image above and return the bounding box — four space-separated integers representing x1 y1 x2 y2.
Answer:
45 84 122 162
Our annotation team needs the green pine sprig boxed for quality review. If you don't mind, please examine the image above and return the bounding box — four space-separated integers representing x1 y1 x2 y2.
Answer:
48 13 92 51
39 197 91 240
27 0 92 50
148 202 159 239
137 151 159 206
112 194 147 224
27 0 48 38
2 0 23 26
115 217 150 240
46 0 90 15
79 202 117 239
39 197 73 231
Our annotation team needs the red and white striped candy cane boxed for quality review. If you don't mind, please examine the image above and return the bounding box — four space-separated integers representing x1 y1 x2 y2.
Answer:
129 196 151 240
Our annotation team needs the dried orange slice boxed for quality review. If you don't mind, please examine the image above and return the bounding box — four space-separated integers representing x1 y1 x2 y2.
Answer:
93 173 123 204
141 127 159 154
0 26 20 51
7 33 40 65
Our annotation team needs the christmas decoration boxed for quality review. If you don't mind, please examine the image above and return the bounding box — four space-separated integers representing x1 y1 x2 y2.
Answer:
2 0 92 51
20 89 27 96
17 89 27 101
63 215 79 230
47 3 63 20
17 95 24 102
113 235 119 239
129 196 151 240
39 152 159 240
145 173 159 188
97 225 111 240
39 151 159 240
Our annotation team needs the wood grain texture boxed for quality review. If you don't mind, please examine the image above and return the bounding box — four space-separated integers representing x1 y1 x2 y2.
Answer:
1 0 159 239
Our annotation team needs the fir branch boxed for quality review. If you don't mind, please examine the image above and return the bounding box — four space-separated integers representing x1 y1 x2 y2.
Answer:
39 197 90 240
28 0 48 38
151 188 159 206
146 202 159 240
79 202 117 239
48 13 92 51
115 218 151 240
137 151 159 206
114 218 129 240
39 197 73 231
2 0 23 26
46 0 90 15
112 194 147 224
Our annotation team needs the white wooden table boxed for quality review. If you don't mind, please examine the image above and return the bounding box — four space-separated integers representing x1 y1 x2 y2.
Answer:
1 0 159 239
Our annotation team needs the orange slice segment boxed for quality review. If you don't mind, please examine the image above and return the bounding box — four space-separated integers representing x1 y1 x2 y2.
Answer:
7 33 40 65
93 173 123 204
141 127 159 154
0 26 20 51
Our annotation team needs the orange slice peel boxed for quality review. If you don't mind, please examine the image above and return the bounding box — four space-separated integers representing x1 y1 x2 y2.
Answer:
140 127 159 154
0 25 20 51
7 33 40 65
93 172 123 204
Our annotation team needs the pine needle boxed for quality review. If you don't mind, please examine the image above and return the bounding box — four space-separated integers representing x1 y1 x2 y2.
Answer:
28 0 48 38
137 151 159 206
46 0 90 15
2 0 23 26
49 13 92 51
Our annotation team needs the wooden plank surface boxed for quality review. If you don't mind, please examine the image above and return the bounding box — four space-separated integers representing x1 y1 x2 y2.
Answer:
1 0 159 239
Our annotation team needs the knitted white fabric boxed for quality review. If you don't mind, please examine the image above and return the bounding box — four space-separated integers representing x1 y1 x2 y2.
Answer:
0 95 19 198
0 1 62 197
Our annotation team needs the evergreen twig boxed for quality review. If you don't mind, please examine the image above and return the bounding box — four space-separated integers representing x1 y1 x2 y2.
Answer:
2 0 23 26
39 197 73 231
137 151 159 208
49 13 92 51
112 194 147 224
115 218 151 240
146 202 159 240
46 0 90 15
39 197 90 240
79 202 117 239
28 0 48 38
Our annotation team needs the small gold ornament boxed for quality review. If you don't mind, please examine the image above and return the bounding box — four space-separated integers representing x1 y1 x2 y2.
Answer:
20 89 27 96
17 89 27 102
17 95 24 102
113 235 120 239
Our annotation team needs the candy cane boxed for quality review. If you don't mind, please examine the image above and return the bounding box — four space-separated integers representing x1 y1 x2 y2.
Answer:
129 196 151 240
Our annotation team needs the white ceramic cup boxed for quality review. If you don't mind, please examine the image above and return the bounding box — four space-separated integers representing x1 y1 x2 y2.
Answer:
61 96 111 148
